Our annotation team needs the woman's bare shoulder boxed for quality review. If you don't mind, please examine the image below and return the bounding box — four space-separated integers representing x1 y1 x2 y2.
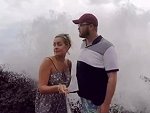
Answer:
40 56 53 68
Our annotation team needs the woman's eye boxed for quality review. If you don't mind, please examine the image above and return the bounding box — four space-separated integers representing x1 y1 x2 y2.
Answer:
58 44 62 46
53 43 56 47
57 43 63 46
53 42 63 47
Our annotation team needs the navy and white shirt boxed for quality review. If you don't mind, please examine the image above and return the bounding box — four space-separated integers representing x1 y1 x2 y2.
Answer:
76 35 119 106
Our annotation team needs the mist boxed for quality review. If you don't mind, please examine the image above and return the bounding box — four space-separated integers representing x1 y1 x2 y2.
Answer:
1 0 150 112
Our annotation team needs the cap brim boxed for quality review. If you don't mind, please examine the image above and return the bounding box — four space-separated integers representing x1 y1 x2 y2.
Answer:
72 19 80 24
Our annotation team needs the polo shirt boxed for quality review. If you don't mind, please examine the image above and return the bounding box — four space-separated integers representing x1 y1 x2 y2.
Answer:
76 35 119 106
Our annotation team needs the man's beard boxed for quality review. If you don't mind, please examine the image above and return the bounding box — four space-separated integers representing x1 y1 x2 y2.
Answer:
79 28 90 38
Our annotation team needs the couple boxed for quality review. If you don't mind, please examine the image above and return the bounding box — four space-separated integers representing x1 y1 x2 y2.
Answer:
35 13 119 113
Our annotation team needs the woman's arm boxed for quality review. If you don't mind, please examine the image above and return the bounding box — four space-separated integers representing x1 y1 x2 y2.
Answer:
38 57 59 94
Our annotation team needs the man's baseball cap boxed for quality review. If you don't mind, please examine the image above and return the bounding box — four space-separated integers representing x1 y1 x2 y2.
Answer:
72 13 98 27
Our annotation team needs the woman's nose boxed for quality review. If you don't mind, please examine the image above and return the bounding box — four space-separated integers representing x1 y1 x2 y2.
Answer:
54 46 58 49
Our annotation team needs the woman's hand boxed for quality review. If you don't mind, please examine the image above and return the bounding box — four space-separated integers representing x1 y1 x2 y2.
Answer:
57 84 68 95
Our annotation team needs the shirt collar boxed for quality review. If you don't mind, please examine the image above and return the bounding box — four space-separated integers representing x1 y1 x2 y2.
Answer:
83 35 103 47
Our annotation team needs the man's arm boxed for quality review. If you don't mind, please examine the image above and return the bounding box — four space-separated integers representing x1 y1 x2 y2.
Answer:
99 71 117 113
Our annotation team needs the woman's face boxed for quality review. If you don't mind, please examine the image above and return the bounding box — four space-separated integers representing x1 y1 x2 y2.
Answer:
53 37 68 56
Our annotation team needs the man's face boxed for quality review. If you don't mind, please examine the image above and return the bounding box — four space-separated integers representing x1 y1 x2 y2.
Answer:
78 23 90 38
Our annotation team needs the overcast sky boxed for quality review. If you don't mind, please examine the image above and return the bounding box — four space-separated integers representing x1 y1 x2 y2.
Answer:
0 0 150 111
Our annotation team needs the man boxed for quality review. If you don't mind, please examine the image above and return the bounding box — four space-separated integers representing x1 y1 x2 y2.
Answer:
72 13 119 113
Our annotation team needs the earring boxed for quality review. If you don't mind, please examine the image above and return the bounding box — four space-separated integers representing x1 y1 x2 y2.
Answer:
67 51 70 55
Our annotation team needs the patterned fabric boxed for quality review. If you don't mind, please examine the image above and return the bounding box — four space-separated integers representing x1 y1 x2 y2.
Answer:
35 70 71 113
81 98 99 113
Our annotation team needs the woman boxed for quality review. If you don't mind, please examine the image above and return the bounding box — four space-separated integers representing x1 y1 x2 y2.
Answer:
35 34 72 113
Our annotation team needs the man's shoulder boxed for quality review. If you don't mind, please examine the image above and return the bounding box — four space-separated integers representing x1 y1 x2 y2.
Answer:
89 36 114 55
100 37 113 47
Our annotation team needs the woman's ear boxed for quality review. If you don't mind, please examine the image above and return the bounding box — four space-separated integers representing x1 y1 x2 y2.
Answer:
67 47 70 55
67 46 70 51
67 51 70 55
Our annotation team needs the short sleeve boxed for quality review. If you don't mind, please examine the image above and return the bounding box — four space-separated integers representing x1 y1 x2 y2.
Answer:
103 46 119 73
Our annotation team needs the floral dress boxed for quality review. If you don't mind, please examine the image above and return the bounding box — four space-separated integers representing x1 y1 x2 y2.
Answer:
35 59 71 113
